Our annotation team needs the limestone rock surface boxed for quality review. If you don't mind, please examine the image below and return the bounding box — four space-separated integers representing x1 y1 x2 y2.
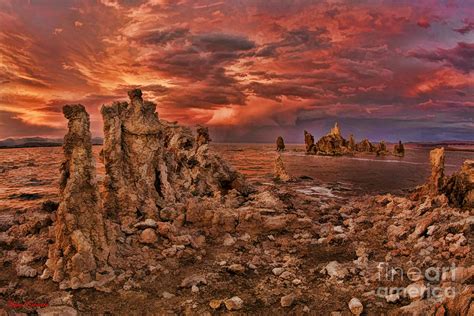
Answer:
46 105 112 290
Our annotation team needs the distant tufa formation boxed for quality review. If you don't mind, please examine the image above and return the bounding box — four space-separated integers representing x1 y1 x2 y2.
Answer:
422 147 473 208
46 90 250 289
276 136 285 152
303 122 404 157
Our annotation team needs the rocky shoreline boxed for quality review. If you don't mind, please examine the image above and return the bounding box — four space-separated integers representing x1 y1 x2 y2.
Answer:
0 90 472 315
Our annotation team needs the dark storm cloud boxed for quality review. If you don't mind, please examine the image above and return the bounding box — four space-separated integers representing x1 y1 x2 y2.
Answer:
409 42 474 73
246 81 323 101
192 33 256 52
136 27 189 45
162 67 246 109
257 27 331 57
453 20 474 35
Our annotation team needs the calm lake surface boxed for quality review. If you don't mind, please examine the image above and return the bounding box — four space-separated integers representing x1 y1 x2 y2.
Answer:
1 144 473 211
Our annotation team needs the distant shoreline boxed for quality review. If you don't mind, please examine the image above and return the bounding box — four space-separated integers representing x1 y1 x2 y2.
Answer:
1 142 473 152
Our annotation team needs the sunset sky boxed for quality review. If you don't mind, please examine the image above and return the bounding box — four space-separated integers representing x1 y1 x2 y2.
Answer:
0 0 473 142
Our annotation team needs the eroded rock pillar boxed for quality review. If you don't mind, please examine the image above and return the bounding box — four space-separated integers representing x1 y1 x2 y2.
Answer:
429 147 445 194
46 105 111 289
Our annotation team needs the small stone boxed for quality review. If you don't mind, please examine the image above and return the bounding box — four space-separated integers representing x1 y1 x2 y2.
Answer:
134 219 157 229
224 296 243 311
348 298 363 315
292 278 302 285
280 293 296 307
162 291 175 299
239 233 251 241
223 234 236 246
333 226 344 233
303 305 310 313
180 275 207 288
227 264 245 274
322 261 348 279
279 271 292 279
209 299 222 310
139 228 158 244
272 267 285 276
191 285 199 293
267 235 275 241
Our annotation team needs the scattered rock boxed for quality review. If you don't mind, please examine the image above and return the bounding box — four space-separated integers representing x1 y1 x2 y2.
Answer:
322 261 348 280
280 293 296 307
180 275 207 288
227 264 245 274
139 228 158 244
348 298 363 315
209 299 223 310
272 267 285 276
162 291 175 299
224 296 243 311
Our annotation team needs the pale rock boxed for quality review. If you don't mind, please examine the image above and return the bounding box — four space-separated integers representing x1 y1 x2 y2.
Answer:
180 274 207 288
279 271 293 280
322 261 348 280
162 291 175 299
348 297 363 315
272 267 285 276
227 264 245 274
223 233 236 246
280 293 296 307
224 296 243 311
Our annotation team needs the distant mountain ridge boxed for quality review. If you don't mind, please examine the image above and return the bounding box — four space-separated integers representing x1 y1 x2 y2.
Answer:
0 137 103 148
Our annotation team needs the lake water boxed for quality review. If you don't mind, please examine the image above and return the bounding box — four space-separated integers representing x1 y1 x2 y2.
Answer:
0 144 473 211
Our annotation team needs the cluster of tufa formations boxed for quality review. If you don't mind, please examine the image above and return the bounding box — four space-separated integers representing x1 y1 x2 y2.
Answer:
43 89 251 290
0 89 472 315
296 122 404 157
420 147 473 208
